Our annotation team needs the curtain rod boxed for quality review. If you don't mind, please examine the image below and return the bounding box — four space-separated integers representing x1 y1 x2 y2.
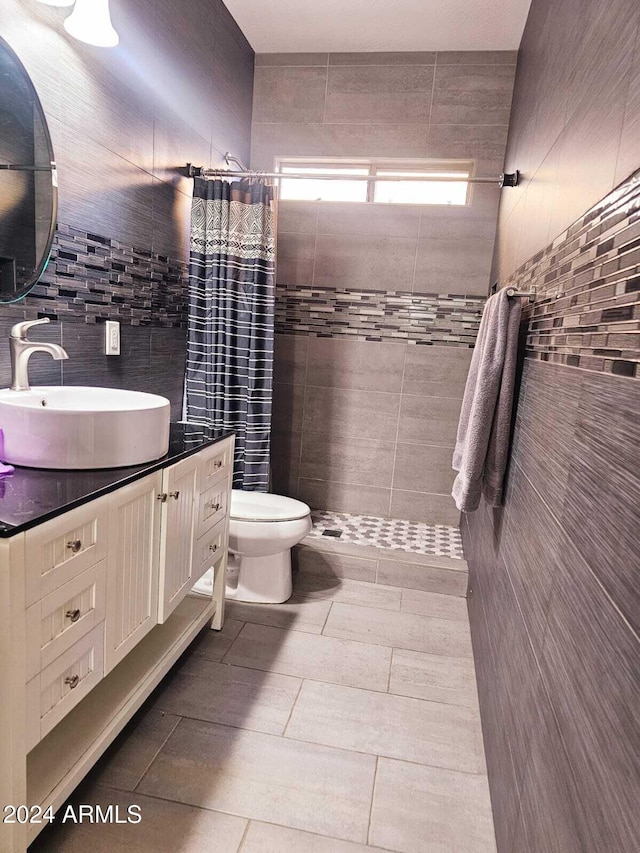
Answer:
183 162 520 187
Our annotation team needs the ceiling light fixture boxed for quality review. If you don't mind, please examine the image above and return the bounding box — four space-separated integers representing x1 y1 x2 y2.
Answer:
36 0 75 6
63 0 120 47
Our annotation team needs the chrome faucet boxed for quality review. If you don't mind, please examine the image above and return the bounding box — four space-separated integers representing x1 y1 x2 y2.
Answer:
9 318 68 392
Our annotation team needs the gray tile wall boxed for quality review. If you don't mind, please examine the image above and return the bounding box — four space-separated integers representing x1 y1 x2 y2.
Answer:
464 361 640 853
494 0 640 281
465 1 640 850
272 334 472 526
276 188 505 298
252 51 516 176
0 0 254 414
253 51 516 522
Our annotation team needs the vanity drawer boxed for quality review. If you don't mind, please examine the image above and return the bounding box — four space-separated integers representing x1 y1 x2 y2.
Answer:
25 497 109 606
192 538 226 594
193 516 226 577
195 478 229 539
26 623 104 750
197 439 232 492
25 561 106 682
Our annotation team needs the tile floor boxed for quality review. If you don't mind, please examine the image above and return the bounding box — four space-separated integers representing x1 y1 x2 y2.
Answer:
308 510 465 560
31 574 496 853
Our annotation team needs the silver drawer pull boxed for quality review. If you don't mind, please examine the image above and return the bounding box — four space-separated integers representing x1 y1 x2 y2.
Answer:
157 493 168 502
65 674 80 689
209 543 218 553
169 490 180 500
65 608 81 623
66 539 82 553
207 501 221 513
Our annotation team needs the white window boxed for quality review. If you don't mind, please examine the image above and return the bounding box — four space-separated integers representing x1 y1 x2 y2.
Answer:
278 164 369 202
275 159 472 205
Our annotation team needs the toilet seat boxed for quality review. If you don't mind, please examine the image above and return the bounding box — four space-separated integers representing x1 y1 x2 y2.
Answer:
230 490 310 523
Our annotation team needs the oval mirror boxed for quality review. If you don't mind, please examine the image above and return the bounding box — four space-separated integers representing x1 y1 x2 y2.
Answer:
0 35 57 303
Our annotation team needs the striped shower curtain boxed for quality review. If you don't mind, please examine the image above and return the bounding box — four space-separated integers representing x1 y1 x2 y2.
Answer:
184 177 276 491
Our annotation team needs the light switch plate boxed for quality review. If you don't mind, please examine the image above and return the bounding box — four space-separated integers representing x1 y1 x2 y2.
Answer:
105 320 120 356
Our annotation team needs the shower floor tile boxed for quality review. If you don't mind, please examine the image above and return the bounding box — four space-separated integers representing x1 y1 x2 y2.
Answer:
308 510 464 560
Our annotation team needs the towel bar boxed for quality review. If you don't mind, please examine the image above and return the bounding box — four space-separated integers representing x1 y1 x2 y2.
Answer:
505 287 536 303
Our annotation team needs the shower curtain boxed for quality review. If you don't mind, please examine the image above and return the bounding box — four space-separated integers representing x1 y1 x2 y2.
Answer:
184 176 276 491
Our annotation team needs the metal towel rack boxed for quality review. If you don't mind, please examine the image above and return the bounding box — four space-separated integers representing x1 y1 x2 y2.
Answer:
505 287 536 303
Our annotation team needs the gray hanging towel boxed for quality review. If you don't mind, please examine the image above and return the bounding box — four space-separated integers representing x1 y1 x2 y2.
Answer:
452 288 521 512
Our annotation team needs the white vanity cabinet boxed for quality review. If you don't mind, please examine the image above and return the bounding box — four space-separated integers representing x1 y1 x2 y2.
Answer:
158 439 231 624
0 434 234 853
158 455 199 623
105 473 162 672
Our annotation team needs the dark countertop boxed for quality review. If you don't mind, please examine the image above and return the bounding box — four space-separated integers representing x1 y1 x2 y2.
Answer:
0 423 234 537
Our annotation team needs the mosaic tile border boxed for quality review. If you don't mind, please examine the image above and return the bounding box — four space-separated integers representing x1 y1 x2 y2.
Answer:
309 509 464 560
13 224 188 328
275 284 485 346
504 168 640 377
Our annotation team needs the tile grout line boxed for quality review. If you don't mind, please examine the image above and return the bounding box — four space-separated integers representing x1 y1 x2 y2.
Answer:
309 202 320 288
299 381 468 401
254 119 511 126
132 713 183 794
387 335 409 521
237 816 398 851
233 815 395 852
226 618 326 637
425 50 438 156
150 709 304 740
141 703 486 778
94 781 254 821
281 728 486 778
295 337 311 498
144 712 486 778
226 593 467 633
321 58 330 124
282 677 306 738
224 640 472 692
219 620 251 665
317 626 473 659
320 599 334 634
367 755 380 846
236 819 251 851
410 207 423 295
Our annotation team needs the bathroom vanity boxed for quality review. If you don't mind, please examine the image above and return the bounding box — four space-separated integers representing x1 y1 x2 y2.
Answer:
0 426 234 852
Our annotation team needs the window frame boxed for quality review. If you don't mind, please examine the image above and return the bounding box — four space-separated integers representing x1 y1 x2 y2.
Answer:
274 157 475 206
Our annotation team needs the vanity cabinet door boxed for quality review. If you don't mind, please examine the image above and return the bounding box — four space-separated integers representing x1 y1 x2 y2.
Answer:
104 473 162 673
158 456 198 623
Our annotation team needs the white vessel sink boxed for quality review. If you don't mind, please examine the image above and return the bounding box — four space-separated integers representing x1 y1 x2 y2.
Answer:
0 386 171 469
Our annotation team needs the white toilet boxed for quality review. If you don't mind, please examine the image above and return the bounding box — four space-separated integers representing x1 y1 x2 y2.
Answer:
193 490 311 604
227 490 312 603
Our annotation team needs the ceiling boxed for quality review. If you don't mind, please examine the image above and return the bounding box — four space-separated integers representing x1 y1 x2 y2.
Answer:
224 0 532 54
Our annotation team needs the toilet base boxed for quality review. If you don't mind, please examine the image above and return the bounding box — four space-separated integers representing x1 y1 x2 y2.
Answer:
226 550 293 604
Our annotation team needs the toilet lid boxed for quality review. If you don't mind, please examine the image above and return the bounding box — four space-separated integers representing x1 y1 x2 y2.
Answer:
230 490 311 522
